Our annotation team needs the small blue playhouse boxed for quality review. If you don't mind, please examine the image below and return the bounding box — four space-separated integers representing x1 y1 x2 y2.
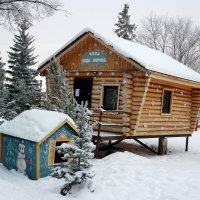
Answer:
0 109 79 180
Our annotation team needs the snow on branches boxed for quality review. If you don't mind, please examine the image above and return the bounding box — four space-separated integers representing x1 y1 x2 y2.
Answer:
48 57 95 195
51 129 95 195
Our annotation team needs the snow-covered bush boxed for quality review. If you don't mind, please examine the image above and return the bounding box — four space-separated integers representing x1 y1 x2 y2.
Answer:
51 140 95 195
51 112 95 195
51 103 95 194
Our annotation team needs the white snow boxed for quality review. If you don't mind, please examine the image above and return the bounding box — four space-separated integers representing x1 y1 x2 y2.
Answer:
0 109 76 142
38 27 200 83
1 131 200 200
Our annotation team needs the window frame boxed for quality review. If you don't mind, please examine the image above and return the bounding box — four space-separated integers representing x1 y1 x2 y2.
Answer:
48 137 74 166
101 84 120 111
161 88 174 115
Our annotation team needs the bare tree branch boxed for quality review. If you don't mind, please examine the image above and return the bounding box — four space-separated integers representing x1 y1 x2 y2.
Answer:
0 0 66 30
136 14 200 72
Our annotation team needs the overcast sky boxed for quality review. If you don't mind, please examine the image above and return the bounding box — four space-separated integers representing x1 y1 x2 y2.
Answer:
0 0 200 68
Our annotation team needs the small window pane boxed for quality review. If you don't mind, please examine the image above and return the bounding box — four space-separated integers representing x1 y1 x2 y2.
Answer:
54 141 68 164
162 90 172 113
103 86 118 110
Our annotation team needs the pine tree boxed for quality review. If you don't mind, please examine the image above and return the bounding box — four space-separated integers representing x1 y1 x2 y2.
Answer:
0 54 7 124
114 4 137 41
48 58 95 195
5 20 42 120
46 57 78 120
51 139 95 195
51 103 95 195
46 57 94 130
47 57 70 113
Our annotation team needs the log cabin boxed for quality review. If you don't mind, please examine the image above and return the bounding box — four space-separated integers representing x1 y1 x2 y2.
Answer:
37 28 200 155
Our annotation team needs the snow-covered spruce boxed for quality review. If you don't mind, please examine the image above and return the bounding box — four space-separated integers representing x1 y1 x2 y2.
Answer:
46 57 78 121
46 57 94 130
48 57 95 195
51 102 95 195
5 20 42 120
0 54 7 124
114 4 137 41
51 121 95 195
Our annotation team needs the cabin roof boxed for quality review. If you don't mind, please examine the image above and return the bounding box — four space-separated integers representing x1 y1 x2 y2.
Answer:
0 109 78 142
38 27 200 83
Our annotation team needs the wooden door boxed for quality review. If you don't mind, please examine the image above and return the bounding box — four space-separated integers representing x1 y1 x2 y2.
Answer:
74 77 93 108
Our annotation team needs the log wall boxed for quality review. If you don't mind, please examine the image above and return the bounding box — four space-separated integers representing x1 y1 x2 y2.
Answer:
131 79 192 136
64 74 199 136
66 72 133 134
191 89 200 131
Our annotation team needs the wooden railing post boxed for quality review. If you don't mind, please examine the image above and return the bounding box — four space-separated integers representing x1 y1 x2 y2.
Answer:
95 109 103 158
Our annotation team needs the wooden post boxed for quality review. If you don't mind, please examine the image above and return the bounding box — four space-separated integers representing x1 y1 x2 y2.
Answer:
108 140 111 154
195 118 198 131
185 136 189 152
95 109 103 158
158 137 168 155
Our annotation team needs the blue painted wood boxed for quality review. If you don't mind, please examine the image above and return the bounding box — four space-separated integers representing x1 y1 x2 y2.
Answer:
2 134 36 179
82 50 107 65
39 124 78 178
1 122 78 179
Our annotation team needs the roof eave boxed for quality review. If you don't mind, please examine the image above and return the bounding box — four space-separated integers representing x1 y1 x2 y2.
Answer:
37 31 92 74
38 118 79 145
150 71 200 88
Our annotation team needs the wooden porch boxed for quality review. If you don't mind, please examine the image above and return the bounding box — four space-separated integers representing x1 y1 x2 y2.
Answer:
91 108 191 158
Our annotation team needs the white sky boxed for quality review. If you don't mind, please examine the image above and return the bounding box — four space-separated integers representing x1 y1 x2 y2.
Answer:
0 0 200 68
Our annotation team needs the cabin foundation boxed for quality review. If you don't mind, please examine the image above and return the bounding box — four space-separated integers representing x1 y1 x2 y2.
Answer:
92 132 191 157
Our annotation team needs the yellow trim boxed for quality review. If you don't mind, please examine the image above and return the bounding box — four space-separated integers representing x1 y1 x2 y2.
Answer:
161 88 174 115
36 143 40 180
38 119 79 145
100 83 121 111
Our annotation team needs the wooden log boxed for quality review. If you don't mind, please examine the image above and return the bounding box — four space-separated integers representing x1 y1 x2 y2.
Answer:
137 123 190 129
158 138 168 155
139 118 190 123
130 130 191 136
93 126 123 133
136 127 190 132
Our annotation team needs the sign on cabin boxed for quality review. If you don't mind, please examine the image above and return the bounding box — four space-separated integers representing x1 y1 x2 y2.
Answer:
82 50 107 65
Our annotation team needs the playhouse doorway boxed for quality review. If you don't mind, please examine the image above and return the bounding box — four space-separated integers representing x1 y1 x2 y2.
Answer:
74 77 93 108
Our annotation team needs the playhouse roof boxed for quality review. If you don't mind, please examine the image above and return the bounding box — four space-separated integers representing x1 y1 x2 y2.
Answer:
38 27 200 83
0 109 78 142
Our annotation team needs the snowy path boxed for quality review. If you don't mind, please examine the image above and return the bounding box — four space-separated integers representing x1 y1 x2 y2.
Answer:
1 132 200 200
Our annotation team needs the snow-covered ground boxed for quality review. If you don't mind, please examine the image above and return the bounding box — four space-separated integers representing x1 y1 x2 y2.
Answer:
1 132 200 200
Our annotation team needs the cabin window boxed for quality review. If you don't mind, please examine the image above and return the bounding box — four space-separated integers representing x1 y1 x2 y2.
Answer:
162 89 173 114
102 85 119 110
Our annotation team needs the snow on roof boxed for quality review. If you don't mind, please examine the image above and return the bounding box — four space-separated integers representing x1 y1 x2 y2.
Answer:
0 109 77 142
38 27 200 83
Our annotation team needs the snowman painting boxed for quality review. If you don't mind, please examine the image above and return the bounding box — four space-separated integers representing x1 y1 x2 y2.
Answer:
16 140 31 173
